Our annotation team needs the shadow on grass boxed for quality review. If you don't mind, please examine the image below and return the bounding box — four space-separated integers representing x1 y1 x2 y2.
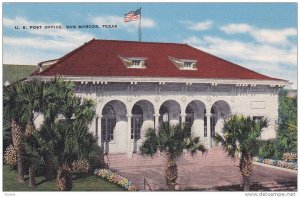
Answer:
36 177 55 186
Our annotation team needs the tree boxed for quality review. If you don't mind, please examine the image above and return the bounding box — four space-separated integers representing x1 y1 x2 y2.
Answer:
39 93 96 191
277 90 297 153
214 115 268 191
24 132 50 188
140 123 207 190
4 82 26 183
4 79 43 183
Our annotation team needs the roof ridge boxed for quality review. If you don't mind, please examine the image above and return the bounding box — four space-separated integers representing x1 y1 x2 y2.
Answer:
94 39 187 46
34 38 96 76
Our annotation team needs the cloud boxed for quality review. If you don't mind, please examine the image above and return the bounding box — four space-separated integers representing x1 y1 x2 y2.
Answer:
3 36 79 52
220 23 252 34
181 20 213 31
3 16 95 64
3 17 94 47
183 35 297 89
220 23 296 45
3 45 61 65
90 15 156 33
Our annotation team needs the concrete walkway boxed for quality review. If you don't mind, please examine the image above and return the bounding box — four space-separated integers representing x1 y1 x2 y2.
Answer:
106 147 297 191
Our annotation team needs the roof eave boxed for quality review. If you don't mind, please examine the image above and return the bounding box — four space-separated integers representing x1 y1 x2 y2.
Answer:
29 75 291 87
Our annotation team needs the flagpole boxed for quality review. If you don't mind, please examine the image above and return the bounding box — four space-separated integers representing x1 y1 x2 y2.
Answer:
138 7 142 42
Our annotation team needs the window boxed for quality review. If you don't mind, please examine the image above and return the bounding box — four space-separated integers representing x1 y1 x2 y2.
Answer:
159 105 169 123
102 105 116 141
184 62 193 67
185 106 194 133
119 56 147 69
204 109 207 137
131 105 143 140
210 108 217 137
253 116 263 123
132 60 141 66
169 56 198 70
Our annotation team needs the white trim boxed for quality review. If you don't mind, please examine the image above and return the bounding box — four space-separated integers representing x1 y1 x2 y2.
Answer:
29 75 291 87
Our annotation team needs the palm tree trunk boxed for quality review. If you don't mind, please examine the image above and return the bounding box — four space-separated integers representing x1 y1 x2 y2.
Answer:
239 154 253 191
11 119 25 183
28 164 37 188
25 120 35 138
44 156 53 181
16 151 25 183
242 175 251 191
56 164 72 191
164 159 178 190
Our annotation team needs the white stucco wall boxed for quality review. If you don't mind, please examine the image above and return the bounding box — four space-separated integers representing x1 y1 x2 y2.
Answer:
32 80 281 155
75 82 280 154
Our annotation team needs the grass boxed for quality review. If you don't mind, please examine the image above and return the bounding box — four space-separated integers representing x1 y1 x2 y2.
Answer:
3 64 36 84
3 165 125 191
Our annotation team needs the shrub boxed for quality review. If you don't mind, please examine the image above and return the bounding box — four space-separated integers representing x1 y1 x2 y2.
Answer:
88 146 106 170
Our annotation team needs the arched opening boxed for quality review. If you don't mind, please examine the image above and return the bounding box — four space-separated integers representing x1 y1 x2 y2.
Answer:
185 105 194 132
131 105 143 153
131 100 155 153
159 100 181 126
101 105 116 154
210 100 231 146
101 100 127 154
185 100 206 138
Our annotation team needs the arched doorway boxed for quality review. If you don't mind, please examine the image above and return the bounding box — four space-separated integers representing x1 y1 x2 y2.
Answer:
131 105 143 153
101 100 127 154
131 100 155 153
185 105 194 133
209 100 231 146
159 100 181 126
185 100 206 138
101 105 116 154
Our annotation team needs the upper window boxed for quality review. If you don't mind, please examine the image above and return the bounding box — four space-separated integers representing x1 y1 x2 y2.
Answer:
119 56 147 69
169 56 198 70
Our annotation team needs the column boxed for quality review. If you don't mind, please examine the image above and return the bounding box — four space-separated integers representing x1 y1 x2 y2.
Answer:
180 113 186 124
154 114 160 133
206 112 212 148
97 115 103 147
127 114 132 158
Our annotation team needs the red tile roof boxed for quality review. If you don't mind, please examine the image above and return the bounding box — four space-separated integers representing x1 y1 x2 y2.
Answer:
34 39 283 81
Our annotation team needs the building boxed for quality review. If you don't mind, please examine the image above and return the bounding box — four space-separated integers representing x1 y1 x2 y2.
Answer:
31 39 290 156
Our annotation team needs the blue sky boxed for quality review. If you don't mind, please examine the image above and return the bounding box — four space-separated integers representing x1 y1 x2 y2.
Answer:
3 3 297 88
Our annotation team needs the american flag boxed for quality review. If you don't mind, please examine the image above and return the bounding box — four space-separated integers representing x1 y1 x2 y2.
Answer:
124 8 141 22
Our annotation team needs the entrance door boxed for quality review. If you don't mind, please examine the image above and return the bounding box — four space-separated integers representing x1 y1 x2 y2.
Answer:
185 106 194 134
210 108 217 146
131 115 142 153
101 105 116 155
131 105 143 153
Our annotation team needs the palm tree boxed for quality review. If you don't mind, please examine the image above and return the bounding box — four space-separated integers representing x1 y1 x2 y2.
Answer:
140 123 207 190
24 132 50 188
4 79 43 183
39 93 96 191
214 115 268 191
39 77 75 181
4 82 26 183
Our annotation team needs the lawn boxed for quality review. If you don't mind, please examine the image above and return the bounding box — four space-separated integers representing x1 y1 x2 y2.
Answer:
3 64 36 84
3 165 125 191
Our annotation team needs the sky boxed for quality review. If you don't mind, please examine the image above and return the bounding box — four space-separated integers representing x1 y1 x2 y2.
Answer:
2 2 298 89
